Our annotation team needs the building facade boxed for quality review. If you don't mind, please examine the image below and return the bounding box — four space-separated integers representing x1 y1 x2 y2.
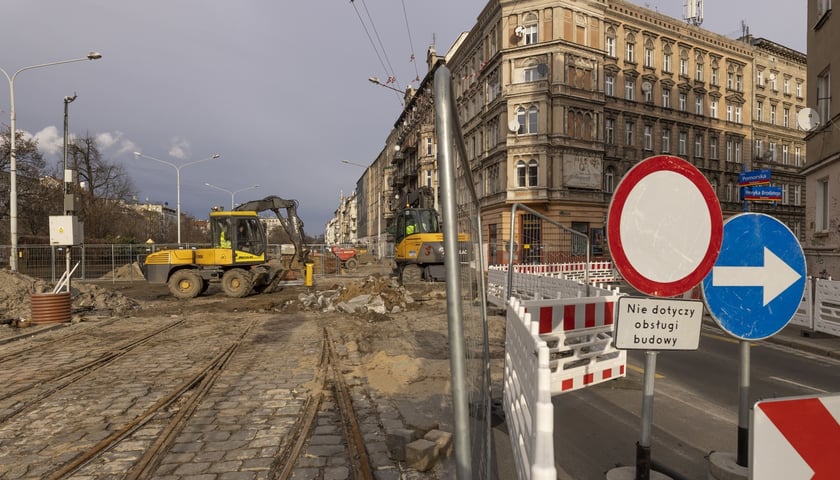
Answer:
332 0 807 267
803 0 840 278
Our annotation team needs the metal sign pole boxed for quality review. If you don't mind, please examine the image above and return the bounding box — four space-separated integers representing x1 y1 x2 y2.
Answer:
737 340 750 467
635 350 657 480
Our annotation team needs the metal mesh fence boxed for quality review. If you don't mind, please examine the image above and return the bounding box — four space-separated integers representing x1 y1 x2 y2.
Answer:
0 243 351 283
436 66 494 480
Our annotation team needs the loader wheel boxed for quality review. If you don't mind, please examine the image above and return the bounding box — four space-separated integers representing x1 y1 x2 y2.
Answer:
401 264 423 284
200 278 210 294
344 257 358 270
168 270 203 299
222 269 253 298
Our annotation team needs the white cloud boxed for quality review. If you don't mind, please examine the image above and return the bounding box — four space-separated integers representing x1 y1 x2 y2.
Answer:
168 137 191 159
31 126 62 156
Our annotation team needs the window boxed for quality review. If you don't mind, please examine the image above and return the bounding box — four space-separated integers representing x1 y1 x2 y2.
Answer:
796 81 803 98
644 125 653 150
756 101 763 122
755 139 763 158
644 39 654 67
694 131 704 157
605 118 615 144
606 28 616 57
679 92 687 111
516 160 538 187
757 70 764 86
727 70 734 89
735 68 743 91
661 126 671 153
425 137 434 156
735 106 742 124
710 99 718 118
524 63 546 82
783 78 790 95
425 170 433 188
528 159 538 186
625 33 636 63
605 74 615 96
709 135 718 159
784 108 790 128
625 120 635 145
695 95 704 115
782 145 789 164
770 74 778 92
679 49 689 76
735 138 742 163
770 104 777 124
663 45 672 73
523 24 538 45
516 105 539 134
769 142 777 162
726 138 733 161
662 88 671 108
711 64 719 85
726 104 734 122
818 69 831 124
795 146 802 166
727 182 735 202
794 184 802 206
604 167 615 193
643 83 653 103
817 177 829 232
625 79 635 100
679 131 687 155
695 55 704 81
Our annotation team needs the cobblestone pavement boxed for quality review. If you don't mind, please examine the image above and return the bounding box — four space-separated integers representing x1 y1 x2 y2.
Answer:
0 309 414 479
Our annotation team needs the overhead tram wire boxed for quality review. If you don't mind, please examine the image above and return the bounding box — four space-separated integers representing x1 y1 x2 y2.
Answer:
349 0 402 94
400 0 421 82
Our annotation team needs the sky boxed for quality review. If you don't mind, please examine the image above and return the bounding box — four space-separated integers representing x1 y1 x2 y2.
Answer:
0 1 806 237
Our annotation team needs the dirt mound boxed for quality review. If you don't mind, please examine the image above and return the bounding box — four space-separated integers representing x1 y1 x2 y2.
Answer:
0 270 139 321
105 262 145 281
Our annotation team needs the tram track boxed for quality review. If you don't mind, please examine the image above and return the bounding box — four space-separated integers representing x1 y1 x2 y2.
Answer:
0 319 185 423
46 318 259 479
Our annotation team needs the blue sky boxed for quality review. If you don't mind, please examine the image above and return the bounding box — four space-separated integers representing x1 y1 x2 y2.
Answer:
0 1 805 236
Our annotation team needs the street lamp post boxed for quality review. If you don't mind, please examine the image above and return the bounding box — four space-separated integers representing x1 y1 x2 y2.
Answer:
204 182 260 210
1 52 102 272
134 152 221 244
368 76 408 95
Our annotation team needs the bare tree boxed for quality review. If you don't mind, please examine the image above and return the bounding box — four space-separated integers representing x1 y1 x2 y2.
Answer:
0 128 58 242
67 132 137 241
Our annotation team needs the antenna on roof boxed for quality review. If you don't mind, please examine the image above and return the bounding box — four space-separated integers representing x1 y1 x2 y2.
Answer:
684 0 704 26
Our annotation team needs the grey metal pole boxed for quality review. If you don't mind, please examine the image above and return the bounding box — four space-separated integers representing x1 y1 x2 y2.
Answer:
737 340 750 466
636 350 657 480
434 65 472 480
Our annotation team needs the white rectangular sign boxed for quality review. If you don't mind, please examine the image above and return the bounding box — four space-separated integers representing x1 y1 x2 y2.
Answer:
615 296 704 350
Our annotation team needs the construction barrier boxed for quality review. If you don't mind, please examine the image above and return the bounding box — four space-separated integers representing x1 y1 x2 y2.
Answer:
814 278 840 336
488 265 619 308
504 298 557 480
790 277 813 330
519 292 626 395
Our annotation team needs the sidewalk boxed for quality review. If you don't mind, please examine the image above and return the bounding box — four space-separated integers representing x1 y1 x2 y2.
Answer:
764 323 840 357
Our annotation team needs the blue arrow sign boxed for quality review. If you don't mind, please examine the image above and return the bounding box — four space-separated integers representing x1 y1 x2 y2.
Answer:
702 213 806 341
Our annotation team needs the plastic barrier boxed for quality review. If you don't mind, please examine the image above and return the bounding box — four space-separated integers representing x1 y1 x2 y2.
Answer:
504 298 557 480
520 294 626 395
790 277 813 330
487 268 620 308
814 278 840 336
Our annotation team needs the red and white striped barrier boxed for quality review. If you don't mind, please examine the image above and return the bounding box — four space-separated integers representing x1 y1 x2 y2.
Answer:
520 294 626 395
504 298 557 480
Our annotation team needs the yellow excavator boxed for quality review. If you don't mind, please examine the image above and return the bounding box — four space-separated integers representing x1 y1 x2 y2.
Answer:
142 195 310 299
393 188 467 284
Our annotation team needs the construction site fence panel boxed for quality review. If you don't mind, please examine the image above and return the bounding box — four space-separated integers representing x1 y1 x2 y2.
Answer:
504 297 557 480
487 265 619 308
0 243 356 283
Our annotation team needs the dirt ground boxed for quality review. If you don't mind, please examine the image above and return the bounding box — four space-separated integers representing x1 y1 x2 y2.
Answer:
0 262 507 439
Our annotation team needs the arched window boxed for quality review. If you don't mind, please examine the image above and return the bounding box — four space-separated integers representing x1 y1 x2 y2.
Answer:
528 159 538 186
516 160 527 187
605 27 617 57
625 32 636 63
604 166 615 193
516 105 539 134
516 159 539 187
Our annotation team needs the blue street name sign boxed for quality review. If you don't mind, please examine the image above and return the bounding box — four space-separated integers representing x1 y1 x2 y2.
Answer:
738 169 771 186
742 185 783 202
702 213 806 341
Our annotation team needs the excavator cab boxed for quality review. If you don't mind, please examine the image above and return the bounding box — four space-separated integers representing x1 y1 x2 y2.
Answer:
211 214 265 257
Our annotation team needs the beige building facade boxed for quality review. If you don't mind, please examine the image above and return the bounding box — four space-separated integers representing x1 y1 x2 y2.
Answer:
336 0 807 266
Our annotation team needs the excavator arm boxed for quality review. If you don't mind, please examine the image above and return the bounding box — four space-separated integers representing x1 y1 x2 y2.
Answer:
234 195 310 264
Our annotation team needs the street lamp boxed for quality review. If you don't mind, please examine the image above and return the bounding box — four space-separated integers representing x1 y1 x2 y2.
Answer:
368 76 408 95
1 52 102 272
204 182 260 210
134 151 221 244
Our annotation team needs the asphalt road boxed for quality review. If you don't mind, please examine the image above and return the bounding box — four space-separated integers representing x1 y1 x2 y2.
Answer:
550 321 840 479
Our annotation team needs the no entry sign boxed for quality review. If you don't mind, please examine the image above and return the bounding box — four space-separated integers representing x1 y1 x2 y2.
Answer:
607 155 723 297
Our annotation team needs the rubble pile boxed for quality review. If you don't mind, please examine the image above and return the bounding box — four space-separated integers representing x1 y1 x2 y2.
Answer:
298 274 416 317
0 270 139 321
106 262 146 281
